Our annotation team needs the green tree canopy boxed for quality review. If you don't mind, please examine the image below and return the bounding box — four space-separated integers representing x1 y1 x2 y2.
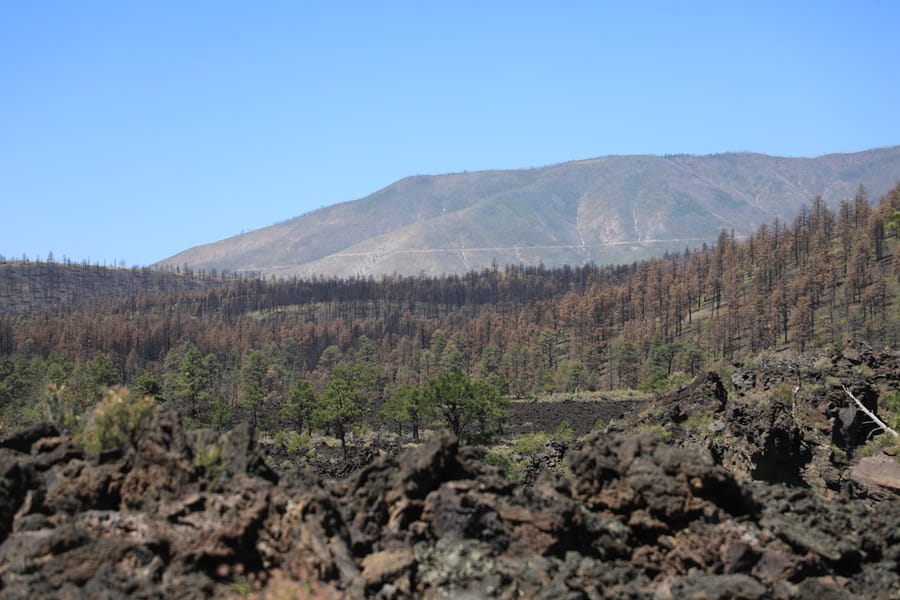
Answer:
314 363 364 458
356 335 378 365
72 353 120 406
317 345 343 373
130 372 162 400
173 344 217 420
648 340 682 376
427 371 508 440
240 349 278 429
477 345 509 395
469 378 510 440
380 383 436 440
281 378 316 435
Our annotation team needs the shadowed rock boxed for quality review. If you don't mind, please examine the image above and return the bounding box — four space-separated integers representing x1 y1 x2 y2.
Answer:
0 399 898 598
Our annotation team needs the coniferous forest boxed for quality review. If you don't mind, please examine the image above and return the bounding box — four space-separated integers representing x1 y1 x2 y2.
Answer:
1 183 898 441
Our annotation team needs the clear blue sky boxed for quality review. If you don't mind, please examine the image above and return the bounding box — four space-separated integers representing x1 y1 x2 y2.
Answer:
2 1 899 267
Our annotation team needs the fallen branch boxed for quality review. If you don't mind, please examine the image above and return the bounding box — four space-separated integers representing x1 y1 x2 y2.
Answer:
843 385 899 439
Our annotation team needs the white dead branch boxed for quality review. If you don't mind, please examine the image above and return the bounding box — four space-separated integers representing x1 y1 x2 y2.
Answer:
842 385 899 439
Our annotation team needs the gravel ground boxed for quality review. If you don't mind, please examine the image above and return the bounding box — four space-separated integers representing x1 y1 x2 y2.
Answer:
509 398 644 436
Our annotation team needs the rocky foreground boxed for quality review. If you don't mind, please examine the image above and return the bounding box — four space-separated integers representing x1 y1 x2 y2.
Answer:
1 347 899 598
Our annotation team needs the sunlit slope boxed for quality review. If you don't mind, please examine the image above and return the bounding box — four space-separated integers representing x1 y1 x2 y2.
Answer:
157 147 900 277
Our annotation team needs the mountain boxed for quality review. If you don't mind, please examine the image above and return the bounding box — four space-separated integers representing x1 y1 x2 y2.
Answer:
156 147 900 278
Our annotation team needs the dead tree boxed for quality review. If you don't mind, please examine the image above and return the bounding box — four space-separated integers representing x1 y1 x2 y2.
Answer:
842 385 899 439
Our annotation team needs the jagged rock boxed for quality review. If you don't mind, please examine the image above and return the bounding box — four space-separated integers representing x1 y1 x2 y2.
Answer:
831 383 881 451
731 364 757 397
719 400 811 486
849 454 900 497
638 366 883 490
570 433 753 533
805 446 845 496
659 372 727 424
120 408 200 511
842 347 862 365
43 459 126 513
361 547 415 588
0 454 37 541
661 573 768 600
212 421 279 484
0 421 59 453
0 397 899 598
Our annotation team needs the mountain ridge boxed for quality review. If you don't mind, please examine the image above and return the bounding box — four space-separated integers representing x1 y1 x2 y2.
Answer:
157 147 900 278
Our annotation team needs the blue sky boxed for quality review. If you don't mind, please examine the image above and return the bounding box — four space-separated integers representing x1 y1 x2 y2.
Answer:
2 1 899 267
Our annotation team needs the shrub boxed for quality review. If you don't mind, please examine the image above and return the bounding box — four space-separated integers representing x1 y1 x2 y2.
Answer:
513 432 550 458
640 370 691 396
854 364 876 379
770 383 795 408
812 356 834 372
195 442 223 468
75 386 156 454
824 376 842 388
553 420 574 441
858 432 900 458
683 411 713 432
274 430 312 455
484 450 523 483
830 443 848 462
885 390 900 431
636 423 671 441
638 368 669 394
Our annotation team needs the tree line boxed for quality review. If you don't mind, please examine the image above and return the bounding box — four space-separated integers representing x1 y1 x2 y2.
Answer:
1 183 898 438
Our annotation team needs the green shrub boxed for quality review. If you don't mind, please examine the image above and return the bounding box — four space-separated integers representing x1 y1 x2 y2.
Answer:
770 383 795 408
274 430 312 455
638 368 669 394
824 376 842 389
830 444 848 462
745 349 773 369
812 356 833 372
484 450 523 483
181 415 201 431
75 387 156 454
513 432 549 458
194 442 226 483
353 422 374 437
636 423 671 441
683 411 713 432
195 442 223 469
858 432 900 458
553 420 574 441
885 390 900 431
854 364 876 379
639 370 692 396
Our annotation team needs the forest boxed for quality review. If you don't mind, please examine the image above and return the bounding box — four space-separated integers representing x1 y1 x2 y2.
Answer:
1 183 898 447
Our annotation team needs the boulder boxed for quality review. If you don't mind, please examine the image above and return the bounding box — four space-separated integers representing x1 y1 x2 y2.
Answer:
0 399 898 598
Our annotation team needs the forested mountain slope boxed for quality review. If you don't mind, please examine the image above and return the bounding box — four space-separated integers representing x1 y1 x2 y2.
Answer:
2 183 898 433
0 261 230 316
156 147 900 277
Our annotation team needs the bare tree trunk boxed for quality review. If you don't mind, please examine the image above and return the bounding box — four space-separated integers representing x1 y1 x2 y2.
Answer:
843 385 899 438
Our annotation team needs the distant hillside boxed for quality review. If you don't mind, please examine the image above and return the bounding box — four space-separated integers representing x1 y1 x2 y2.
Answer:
157 147 900 278
0 261 228 316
